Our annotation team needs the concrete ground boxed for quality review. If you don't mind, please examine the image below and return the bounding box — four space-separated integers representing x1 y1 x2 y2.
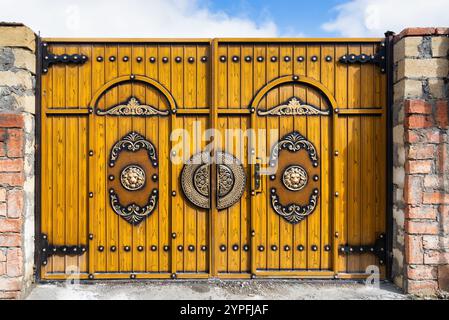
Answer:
26 280 408 300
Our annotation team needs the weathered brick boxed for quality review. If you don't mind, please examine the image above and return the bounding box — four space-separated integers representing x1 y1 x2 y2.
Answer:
0 234 21 247
428 79 446 99
0 25 36 51
408 145 435 160
394 79 422 101
407 265 437 280
0 291 20 299
424 251 449 264
435 100 448 129
423 175 442 189
407 280 438 295
12 48 36 73
0 188 6 201
406 206 437 219
400 58 449 78
440 205 449 234
0 261 5 275
0 128 6 141
407 220 439 235
405 235 423 264
438 265 449 291
0 159 23 172
425 130 441 143
0 202 6 217
422 235 440 250
0 249 6 262
423 192 449 204
394 37 422 62
6 129 24 158
406 160 433 174
0 114 24 128
405 115 433 129
6 248 22 277
0 172 24 187
0 277 22 291
0 219 22 233
432 37 449 58
405 130 421 143
7 189 23 218
438 143 448 174
404 175 423 204
0 142 5 157
405 100 432 115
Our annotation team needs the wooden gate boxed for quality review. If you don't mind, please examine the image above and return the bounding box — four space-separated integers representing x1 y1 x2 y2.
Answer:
38 38 388 280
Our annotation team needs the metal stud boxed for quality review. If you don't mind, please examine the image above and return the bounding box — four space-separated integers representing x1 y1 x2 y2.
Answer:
151 245 157 251
258 245 265 252
245 56 252 62
334 150 339 156
98 246 104 252
250 107 256 113
251 274 256 279
324 245 331 252
149 57 156 63
257 56 264 62
313 189 319 195
297 245 304 251
232 56 239 62
271 245 277 251
220 245 226 252
251 230 256 237
163 245 170 252
313 175 319 182
171 233 177 239
89 234 94 240
123 56 129 62
335 192 339 197
270 175 276 181
97 56 103 62
130 74 136 80
152 174 158 182
325 56 332 62
89 150 94 156
243 245 249 252
109 175 114 181
89 192 93 198
188 57 195 63
162 57 169 63
201 56 208 62
292 75 299 81
110 246 116 252
335 108 340 114
297 56 304 62
124 246 131 252
270 56 277 62
311 56 318 62
177 245 184 252
130 274 136 279
313 161 319 168
220 55 227 62
231 244 239 251
311 245 318 251
188 245 195 252
284 56 291 62
172 109 177 114
136 57 143 63
109 56 116 62
172 191 177 197
88 274 94 280
201 245 207 251
171 273 177 279
284 245 291 252
137 246 144 252
175 56 182 63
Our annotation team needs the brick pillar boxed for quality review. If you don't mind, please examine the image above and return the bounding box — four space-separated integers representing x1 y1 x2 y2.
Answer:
393 28 449 295
0 23 35 299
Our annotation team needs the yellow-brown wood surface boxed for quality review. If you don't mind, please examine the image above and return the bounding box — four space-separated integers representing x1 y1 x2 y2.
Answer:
41 40 386 279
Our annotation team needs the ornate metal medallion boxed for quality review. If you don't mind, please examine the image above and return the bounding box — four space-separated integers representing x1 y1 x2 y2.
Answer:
120 165 146 191
269 131 320 224
258 97 330 116
109 131 157 168
97 97 170 116
110 189 158 226
181 151 246 210
282 165 308 191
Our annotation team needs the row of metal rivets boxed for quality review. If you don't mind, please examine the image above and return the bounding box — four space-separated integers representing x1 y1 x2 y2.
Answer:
96 245 209 252
219 55 332 63
96 56 208 63
257 245 331 252
219 245 250 252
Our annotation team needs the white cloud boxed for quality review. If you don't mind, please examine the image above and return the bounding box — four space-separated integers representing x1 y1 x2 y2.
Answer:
0 0 278 37
322 0 449 37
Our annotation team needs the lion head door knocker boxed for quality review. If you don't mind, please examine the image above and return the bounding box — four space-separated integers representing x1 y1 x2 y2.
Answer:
107 132 158 225
268 131 320 224
181 151 246 210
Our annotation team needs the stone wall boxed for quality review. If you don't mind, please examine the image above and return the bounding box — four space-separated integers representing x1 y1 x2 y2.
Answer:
0 23 35 299
392 28 449 295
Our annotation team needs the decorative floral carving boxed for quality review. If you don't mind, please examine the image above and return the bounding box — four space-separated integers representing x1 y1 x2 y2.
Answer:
282 165 308 191
109 189 158 226
258 97 330 116
97 97 169 116
120 165 146 191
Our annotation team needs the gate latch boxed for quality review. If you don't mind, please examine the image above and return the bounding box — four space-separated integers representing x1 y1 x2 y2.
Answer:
339 233 386 265
39 234 88 266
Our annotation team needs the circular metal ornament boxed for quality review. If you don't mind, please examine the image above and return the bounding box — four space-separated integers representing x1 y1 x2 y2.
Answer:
120 165 146 191
181 151 246 210
282 165 308 191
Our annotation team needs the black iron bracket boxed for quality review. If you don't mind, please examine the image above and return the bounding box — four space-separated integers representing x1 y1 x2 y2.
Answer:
39 234 87 266
339 42 387 73
41 42 88 74
339 233 386 265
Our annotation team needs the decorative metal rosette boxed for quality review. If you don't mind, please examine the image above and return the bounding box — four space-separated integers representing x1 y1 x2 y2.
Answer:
181 151 246 210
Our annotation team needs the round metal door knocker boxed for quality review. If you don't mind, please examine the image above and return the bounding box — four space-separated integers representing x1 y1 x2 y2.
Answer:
282 165 308 191
120 165 146 191
181 151 246 210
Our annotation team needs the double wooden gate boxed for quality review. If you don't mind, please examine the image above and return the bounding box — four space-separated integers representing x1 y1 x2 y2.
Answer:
38 38 388 280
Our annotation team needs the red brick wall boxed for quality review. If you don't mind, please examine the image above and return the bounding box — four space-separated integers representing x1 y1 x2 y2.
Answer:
0 114 25 299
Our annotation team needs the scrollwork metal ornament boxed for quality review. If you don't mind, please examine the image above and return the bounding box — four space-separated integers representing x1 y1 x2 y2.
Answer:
109 132 157 167
258 97 329 116
109 189 158 226
271 188 318 224
97 97 170 116
270 131 318 165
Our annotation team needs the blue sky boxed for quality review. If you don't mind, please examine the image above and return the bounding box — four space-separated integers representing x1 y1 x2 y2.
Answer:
0 0 446 37
207 0 346 37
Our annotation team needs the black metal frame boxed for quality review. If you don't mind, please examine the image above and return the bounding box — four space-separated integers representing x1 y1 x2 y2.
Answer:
384 31 395 280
